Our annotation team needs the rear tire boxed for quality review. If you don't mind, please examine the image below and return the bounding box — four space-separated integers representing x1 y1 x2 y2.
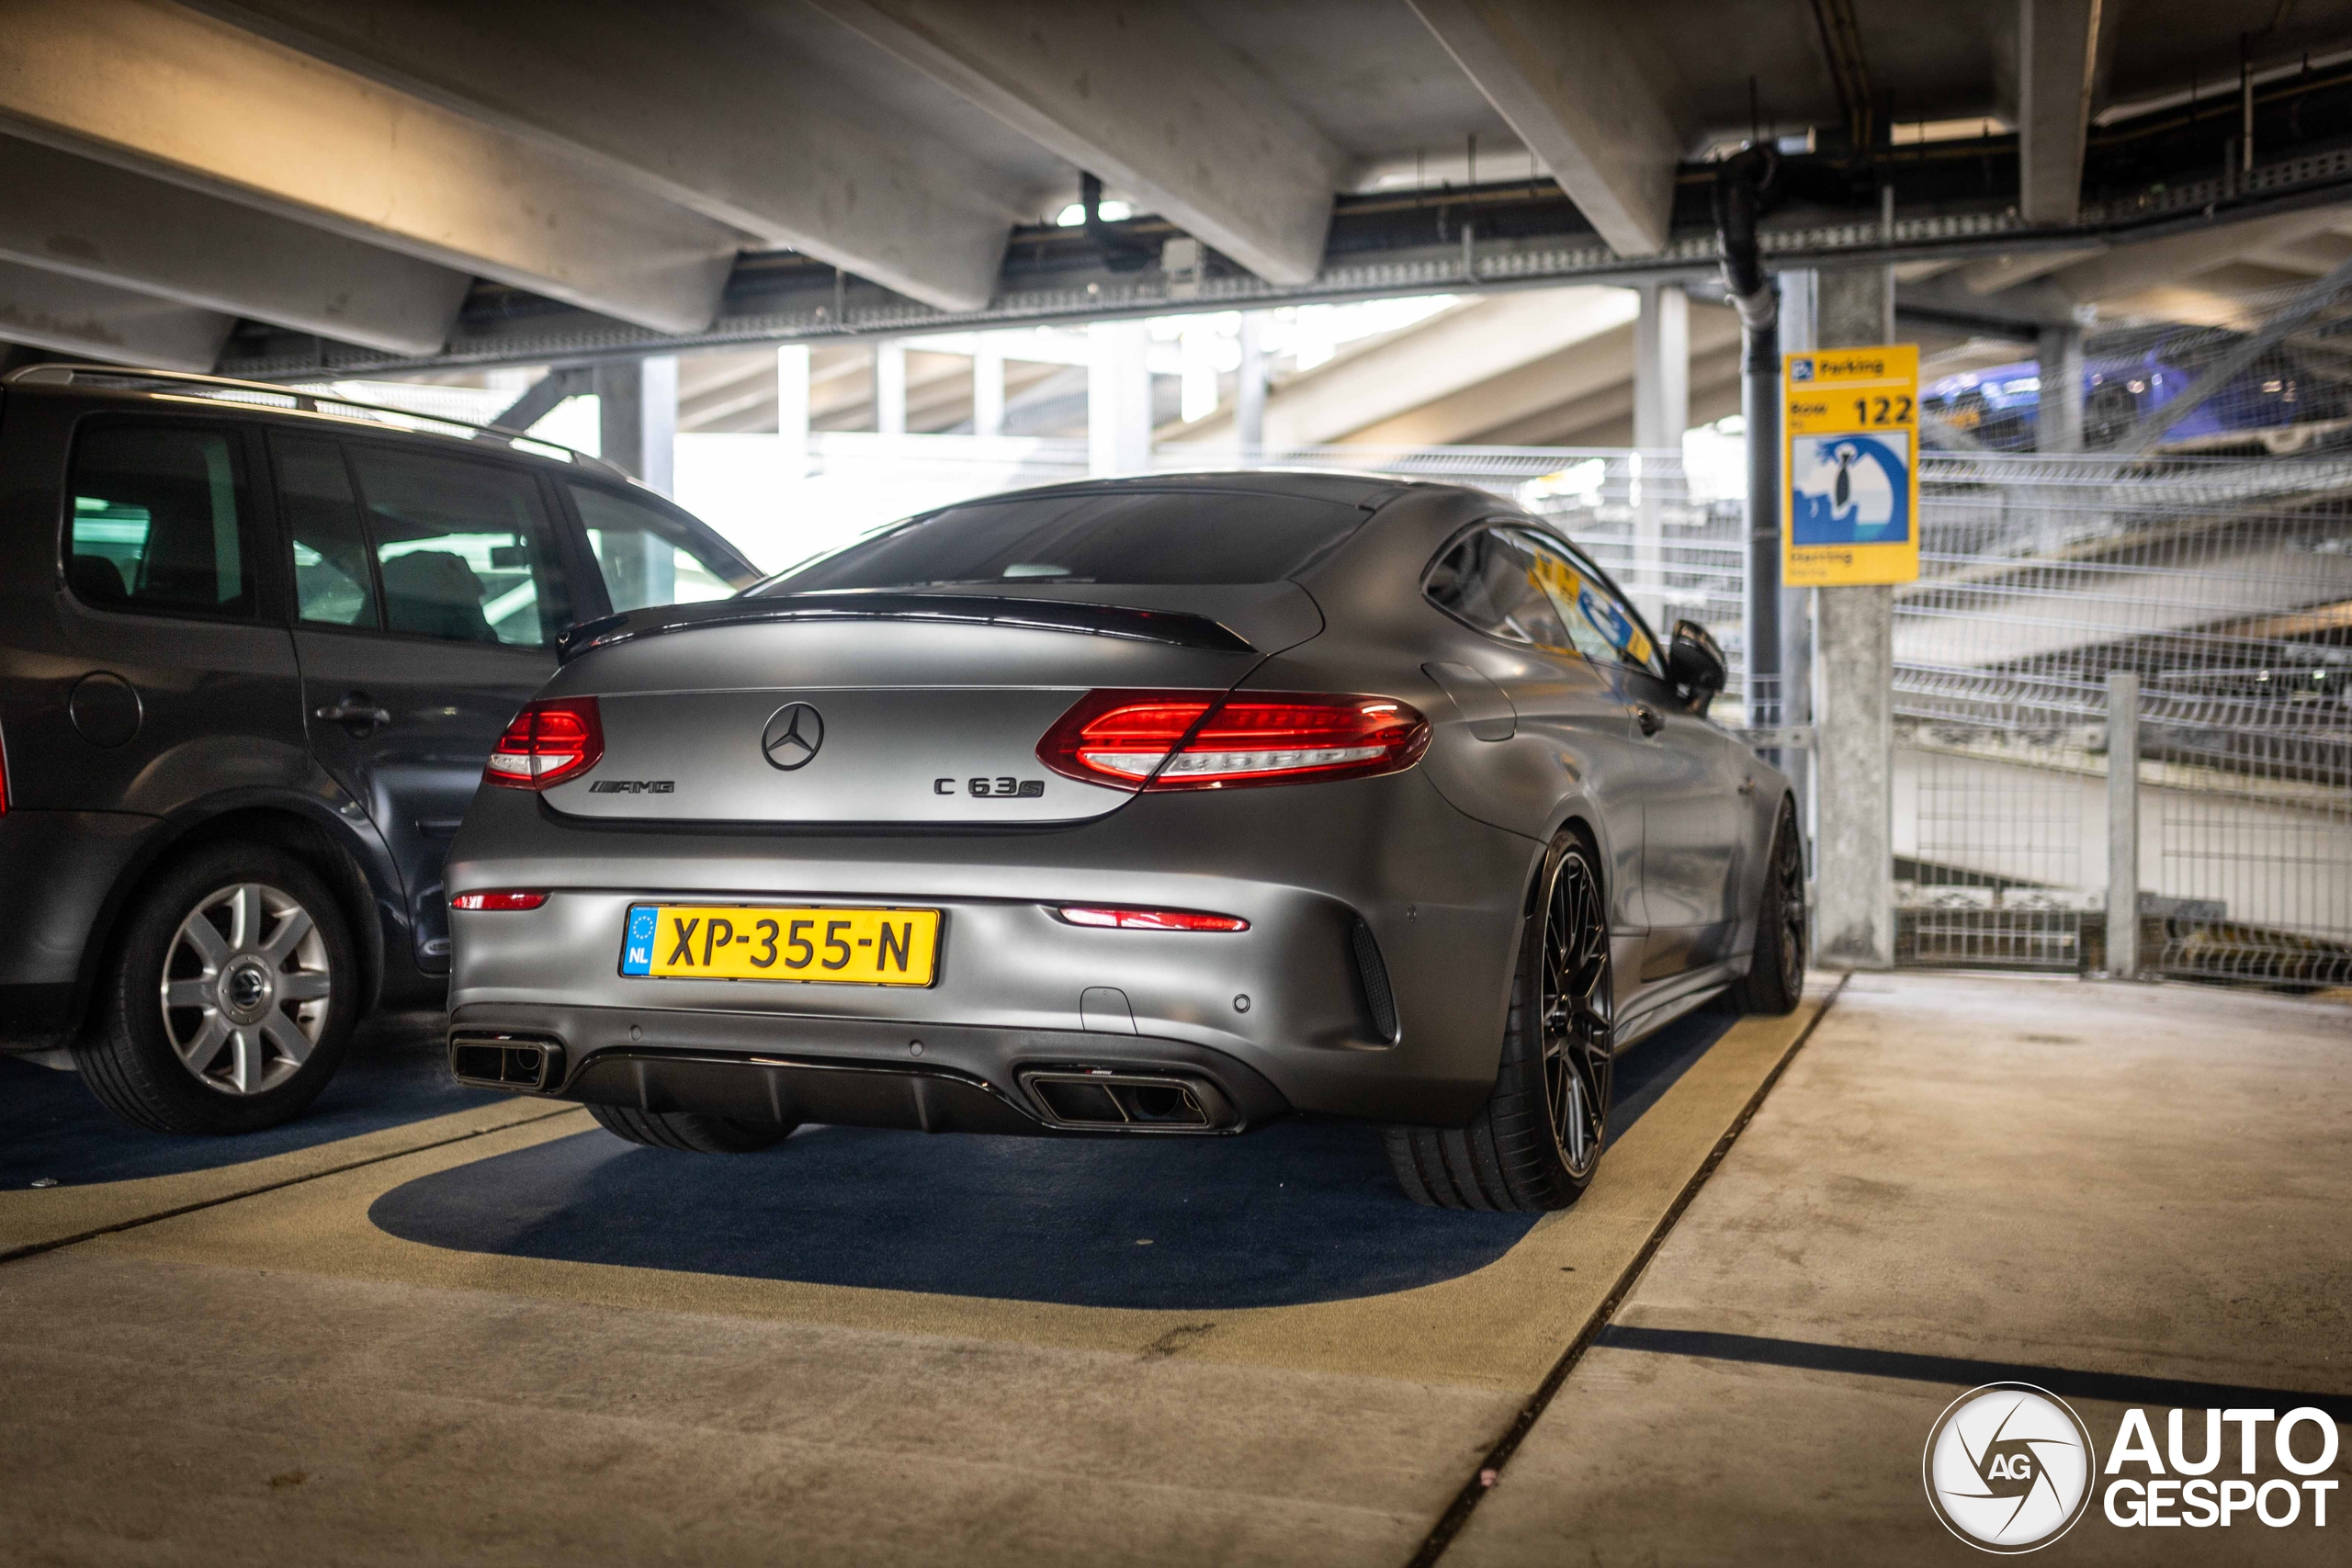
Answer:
1385 829 1614 1212
74 844 357 1134
1724 799 1805 1016
586 1102 794 1153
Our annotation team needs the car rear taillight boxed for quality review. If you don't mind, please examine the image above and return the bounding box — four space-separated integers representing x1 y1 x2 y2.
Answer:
1038 690 1429 792
449 891 549 911
1055 906 1250 931
0 719 9 815
484 698 603 789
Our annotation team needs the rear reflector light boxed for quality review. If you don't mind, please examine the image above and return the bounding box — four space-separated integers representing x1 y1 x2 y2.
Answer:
450 891 548 911
1038 690 1429 791
484 697 603 789
1056 906 1249 932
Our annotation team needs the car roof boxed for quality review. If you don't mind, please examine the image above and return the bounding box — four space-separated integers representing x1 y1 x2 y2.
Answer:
922 468 1418 513
1 361 637 487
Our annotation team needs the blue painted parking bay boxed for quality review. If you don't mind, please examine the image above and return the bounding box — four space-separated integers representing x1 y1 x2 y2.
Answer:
0 989 1834 1564
368 1009 1724 1310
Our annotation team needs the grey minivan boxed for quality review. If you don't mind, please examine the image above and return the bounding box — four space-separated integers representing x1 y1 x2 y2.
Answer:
0 365 758 1134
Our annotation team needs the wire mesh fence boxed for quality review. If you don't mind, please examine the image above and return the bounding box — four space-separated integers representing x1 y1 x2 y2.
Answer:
1896 450 2352 987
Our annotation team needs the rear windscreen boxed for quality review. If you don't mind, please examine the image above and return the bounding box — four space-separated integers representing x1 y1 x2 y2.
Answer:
756 491 1366 593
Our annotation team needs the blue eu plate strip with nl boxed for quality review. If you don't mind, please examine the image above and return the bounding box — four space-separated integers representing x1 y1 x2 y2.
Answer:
620 905 657 976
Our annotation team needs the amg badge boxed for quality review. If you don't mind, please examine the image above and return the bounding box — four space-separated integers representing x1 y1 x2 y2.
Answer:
590 780 675 794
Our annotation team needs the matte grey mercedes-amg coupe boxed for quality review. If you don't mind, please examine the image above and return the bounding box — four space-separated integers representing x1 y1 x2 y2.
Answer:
444 472 1804 1211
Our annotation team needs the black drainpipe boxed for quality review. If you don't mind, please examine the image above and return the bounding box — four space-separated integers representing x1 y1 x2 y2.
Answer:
1714 147 1782 735
1081 173 1156 272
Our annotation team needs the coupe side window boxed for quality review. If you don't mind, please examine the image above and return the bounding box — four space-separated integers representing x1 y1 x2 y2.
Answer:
64 424 254 618
345 447 571 648
1509 529 1664 679
571 483 750 613
1425 528 1577 652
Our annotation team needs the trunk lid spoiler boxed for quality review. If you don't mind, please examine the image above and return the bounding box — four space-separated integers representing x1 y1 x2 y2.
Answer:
560 591 1266 663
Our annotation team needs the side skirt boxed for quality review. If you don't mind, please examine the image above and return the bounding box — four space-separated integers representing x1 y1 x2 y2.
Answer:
1613 955 1747 1052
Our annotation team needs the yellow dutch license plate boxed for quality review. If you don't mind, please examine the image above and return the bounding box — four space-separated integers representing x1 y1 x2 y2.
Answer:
619 904 941 986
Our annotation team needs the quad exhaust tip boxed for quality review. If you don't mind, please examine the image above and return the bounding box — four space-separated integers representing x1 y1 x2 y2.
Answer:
1018 1068 1234 1132
449 1031 565 1092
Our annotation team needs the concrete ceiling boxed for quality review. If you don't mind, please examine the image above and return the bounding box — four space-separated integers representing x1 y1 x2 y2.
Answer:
0 0 2348 377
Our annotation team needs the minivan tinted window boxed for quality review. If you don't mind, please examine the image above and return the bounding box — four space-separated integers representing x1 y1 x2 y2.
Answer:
65 423 253 617
571 482 748 612
759 490 1366 593
345 446 570 647
274 434 379 628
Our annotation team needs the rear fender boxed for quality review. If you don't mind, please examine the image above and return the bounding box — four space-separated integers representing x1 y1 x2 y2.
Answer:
1538 801 1647 1021
66 785 412 1032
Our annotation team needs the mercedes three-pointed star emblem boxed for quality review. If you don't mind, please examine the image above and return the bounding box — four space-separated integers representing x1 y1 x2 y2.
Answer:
761 702 824 771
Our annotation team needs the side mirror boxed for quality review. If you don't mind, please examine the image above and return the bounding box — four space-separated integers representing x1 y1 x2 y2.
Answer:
1666 619 1727 715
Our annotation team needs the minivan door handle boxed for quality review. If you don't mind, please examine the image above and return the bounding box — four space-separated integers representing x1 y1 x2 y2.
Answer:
1632 703 1663 738
316 694 392 730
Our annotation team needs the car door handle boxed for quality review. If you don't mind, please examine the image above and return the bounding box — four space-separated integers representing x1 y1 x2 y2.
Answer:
1633 703 1663 737
315 696 391 729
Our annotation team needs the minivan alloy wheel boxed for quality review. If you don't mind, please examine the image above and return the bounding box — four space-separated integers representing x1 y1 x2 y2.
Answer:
161 882 334 1095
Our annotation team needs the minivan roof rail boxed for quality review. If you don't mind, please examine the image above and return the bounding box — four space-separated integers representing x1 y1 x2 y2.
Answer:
2 362 631 480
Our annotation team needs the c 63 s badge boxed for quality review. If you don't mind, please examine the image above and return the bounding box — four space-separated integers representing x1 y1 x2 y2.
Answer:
590 780 674 794
936 776 1045 798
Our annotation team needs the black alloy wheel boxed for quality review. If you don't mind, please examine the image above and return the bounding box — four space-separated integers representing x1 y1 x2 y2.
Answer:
1385 829 1614 1212
1725 799 1805 1015
1539 836 1614 1182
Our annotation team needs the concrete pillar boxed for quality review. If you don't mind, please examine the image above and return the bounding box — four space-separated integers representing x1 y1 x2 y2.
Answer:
2038 323 2086 453
2106 671 2141 978
1632 281 1689 627
972 343 1005 438
1235 311 1267 464
593 355 676 495
1633 282 1690 449
776 344 810 473
873 341 907 437
1812 265 1897 969
1089 319 1152 476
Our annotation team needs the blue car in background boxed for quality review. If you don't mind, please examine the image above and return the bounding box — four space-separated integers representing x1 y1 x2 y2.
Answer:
1924 330 2350 452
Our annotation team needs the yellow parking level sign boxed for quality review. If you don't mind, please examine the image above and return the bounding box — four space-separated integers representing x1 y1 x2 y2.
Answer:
1782 344 1921 586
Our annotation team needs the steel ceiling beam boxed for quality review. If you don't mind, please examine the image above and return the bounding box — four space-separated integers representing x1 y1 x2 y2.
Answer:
211 138 2352 381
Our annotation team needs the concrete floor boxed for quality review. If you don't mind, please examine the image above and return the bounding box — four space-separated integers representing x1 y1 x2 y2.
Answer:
1453 973 2352 1565
0 974 2345 1564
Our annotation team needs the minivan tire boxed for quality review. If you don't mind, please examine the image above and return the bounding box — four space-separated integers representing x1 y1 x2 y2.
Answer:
74 844 359 1134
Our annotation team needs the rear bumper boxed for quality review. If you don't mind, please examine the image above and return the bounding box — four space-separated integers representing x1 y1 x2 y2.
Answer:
0 809 154 1042
445 770 1542 1127
448 1002 1291 1136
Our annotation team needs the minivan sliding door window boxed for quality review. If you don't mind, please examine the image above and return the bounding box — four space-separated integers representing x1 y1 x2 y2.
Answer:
345 447 571 648
272 434 379 629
